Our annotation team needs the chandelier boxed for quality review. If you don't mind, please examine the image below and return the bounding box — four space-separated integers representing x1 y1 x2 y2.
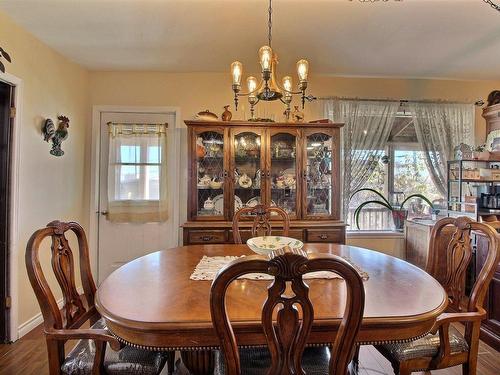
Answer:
230 0 315 120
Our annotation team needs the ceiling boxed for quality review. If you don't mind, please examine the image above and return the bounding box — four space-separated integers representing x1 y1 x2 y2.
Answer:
1 0 500 80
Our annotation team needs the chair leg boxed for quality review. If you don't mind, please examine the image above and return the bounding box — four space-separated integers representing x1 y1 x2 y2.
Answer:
167 351 176 375
396 362 413 375
352 345 360 373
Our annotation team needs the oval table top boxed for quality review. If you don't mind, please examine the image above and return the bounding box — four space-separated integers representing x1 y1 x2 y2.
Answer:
95 243 448 350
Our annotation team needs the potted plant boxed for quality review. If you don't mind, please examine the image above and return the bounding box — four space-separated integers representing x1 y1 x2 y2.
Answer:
473 144 489 160
350 188 434 231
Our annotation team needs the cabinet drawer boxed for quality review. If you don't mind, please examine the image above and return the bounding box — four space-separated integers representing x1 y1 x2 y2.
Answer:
307 229 344 243
188 230 226 244
271 229 304 241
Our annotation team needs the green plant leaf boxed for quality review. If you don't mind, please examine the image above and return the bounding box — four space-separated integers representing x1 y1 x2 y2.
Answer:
354 200 393 229
400 194 434 209
350 188 391 207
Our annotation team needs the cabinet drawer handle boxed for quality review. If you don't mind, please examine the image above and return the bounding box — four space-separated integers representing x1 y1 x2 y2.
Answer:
201 236 213 241
319 234 328 240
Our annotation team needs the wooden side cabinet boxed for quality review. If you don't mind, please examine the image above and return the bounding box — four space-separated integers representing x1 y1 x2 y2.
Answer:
182 120 346 245
475 232 500 351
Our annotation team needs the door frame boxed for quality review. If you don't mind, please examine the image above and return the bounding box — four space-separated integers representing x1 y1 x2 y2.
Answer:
90 105 182 280
0 72 22 342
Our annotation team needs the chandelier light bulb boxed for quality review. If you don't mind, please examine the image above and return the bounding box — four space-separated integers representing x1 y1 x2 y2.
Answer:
258 46 273 72
297 59 309 82
247 76 258 94
231 61 243 86
282 76 293 92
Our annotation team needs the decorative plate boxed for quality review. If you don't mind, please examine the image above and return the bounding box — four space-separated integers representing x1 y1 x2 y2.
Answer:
235 195 243 212
213 194 224 215
247 236 304 255
238 174 253 188
246 196 261 207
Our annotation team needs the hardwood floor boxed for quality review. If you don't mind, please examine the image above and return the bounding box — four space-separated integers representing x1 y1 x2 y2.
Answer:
0 324 498 374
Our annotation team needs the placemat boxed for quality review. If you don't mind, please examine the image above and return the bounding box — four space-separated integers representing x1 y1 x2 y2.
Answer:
190 255 369 281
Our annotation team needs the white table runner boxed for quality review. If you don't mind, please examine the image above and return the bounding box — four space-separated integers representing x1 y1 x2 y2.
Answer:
190 255 369 281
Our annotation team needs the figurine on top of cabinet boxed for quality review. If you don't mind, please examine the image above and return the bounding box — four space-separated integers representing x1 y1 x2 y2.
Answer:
221 105 232 121
292 106 304 122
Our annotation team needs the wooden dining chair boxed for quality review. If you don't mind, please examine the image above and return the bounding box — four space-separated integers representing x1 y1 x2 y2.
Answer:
210 246 365 374
232 204 290 244
25 220 172 375
376 216 500 375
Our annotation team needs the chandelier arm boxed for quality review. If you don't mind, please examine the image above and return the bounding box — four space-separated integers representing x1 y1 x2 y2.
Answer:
483 0 500 12
274 79 304 95
268 0 273 47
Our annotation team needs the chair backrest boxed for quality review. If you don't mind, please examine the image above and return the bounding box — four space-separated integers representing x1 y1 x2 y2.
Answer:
210 247 365 375
232 204 290 244
26 220 98 331
426 216 500 313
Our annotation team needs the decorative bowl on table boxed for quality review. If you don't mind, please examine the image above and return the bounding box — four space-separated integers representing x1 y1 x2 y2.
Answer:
246 236 304 255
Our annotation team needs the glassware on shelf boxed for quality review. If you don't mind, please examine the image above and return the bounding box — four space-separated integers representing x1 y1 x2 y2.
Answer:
270 133 297 216
306 133 333 216
233 132 262 212
196 131 225 217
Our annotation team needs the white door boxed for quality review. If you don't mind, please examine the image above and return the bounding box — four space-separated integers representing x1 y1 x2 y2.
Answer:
97 111 179 282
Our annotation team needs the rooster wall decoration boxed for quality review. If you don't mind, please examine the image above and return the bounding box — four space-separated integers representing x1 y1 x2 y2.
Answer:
0 46 11 73
42 115 70 156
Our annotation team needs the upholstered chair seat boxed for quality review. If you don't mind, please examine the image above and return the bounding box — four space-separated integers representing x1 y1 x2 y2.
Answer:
374 217 500 375
61 319 167 375
377 325 469 363
214 347 331 375
26 221 173 375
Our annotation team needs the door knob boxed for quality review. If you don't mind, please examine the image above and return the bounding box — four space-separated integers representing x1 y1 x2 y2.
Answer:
100 211 108 216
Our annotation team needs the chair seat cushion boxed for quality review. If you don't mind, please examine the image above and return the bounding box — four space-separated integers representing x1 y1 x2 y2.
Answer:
61 319 167 375
377 325 469 362
214 346 331 375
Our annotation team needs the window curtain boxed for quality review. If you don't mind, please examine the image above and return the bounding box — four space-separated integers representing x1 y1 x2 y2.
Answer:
410 103 474 196
107 123 168 223
324 99 399 219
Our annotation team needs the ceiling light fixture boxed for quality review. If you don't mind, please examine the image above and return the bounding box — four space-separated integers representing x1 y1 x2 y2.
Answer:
230 0 316 120
484 0 500 12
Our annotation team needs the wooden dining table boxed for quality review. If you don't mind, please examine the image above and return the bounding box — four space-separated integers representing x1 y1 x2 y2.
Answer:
95 243 448 375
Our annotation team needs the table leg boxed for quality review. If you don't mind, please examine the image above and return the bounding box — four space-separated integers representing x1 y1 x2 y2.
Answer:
181 350 215 375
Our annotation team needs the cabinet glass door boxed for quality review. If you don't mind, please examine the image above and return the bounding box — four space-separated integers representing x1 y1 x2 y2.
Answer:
232 130 265 214
303 131 335 218
193 130 225 218
269 131 299 218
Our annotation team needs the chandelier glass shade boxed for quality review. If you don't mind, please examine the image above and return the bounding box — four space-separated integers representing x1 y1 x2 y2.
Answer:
230 0 315 120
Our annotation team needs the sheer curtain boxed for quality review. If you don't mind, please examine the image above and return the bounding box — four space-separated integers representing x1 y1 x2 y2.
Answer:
107 122 169 223
324 99 399 219
410 103 474 196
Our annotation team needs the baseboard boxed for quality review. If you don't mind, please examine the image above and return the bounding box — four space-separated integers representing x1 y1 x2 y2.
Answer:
17 287 84 339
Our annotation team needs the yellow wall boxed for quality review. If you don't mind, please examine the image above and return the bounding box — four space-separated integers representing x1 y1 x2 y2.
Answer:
0 12 89 328
89 71 500 143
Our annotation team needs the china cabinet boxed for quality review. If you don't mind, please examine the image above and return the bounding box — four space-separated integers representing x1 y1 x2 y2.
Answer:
183 120 346 245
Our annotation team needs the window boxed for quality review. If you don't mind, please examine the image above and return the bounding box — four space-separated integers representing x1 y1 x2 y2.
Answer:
114 142 161 201
347 115 444 231
107 122 168 223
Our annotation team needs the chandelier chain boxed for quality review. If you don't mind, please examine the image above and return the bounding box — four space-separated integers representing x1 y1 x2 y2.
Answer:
268 0 273 47
484 0 500 12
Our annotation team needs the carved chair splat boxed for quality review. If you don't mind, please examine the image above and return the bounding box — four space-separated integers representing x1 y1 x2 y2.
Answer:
376 216 500 375
26 220 170 375
210 246 365 375
232 205 290 244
